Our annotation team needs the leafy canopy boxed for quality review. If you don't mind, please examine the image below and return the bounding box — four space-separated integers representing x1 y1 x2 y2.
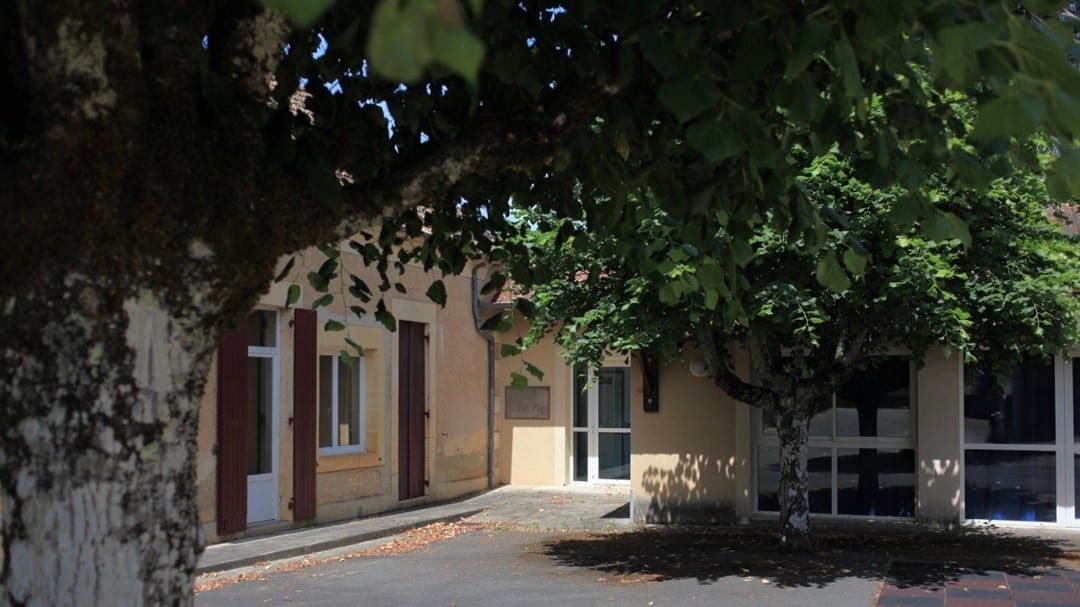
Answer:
257 0 1080 335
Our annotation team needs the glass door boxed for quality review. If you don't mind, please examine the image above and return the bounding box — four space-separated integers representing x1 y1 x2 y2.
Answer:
246 310 280 524
572 367 631 483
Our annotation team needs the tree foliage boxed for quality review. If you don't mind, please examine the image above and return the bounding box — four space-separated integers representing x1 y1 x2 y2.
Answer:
513 139 1080 545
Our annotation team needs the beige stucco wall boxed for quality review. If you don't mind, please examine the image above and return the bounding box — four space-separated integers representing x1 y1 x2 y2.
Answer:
494 325 572 486
196 246 491 544
631 348 748 524
915 346 964 526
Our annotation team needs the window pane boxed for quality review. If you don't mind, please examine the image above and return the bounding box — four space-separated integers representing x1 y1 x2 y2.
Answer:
964 360 1054 444
318 356 333 448
573 432 588 481
598 368 630 429
598 433 630 480
808 448 831 514
1075 455 1080 514
808 408 832 438
248 310 277 348
837 448 915 517
836 358 911 438
337 358 361 446
247 357 273 474
756 445 831 514
573 367 589 428
965 450 1056 522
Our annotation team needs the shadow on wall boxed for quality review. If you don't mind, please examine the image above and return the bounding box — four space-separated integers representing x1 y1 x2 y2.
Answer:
541 524 1070 588
637 453 737 524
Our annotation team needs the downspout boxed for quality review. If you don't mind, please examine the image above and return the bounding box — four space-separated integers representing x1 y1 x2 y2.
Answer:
472 265 497 489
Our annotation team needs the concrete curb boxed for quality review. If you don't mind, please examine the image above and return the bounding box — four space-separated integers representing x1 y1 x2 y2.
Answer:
196 507 484 575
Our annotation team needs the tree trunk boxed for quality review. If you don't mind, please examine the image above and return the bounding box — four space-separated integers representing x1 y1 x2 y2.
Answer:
1 280 214 606
774 399 812 551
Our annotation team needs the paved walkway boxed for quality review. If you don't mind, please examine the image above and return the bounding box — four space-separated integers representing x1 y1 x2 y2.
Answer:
877 564 1080 607
197 485 630 574
197 487 1080 606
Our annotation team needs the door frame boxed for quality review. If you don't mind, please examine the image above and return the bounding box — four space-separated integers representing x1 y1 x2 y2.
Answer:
246 309 280 525
1062 352 1079 527
571 366 631 485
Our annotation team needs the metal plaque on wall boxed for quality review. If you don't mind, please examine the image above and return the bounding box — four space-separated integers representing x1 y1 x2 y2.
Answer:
504 386 551 420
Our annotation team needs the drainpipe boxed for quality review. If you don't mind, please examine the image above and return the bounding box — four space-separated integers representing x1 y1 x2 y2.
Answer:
472 265 497 489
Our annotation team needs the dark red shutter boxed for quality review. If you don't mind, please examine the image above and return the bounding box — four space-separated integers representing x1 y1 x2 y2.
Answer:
216 326 248 536
398 321 426 500
292 308 318 521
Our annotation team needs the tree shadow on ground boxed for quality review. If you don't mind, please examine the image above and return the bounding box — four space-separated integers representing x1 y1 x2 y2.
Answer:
540 524 1079 588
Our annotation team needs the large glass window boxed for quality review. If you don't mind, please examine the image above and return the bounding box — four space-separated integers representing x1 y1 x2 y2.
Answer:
318 354 366 452
963 359 1056 522
966 450 1056 522
964 360 1054 445
756 357 916 518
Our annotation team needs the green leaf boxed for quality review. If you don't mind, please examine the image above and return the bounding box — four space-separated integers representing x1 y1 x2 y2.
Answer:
274 257 296 283
784 19 831 81
324 319 345 332
922 211 972 246
349 305 366 319
344 337 366 357
430 23 485 84
339 349 356 369
971 94 1045 142
479 311 504 331
426 279 448 306
307 271 330 293
510 372 529 391
816 251 851 292
686 120 742 163
312 293 334 309
285 284 301 308
500 343 521 357
658 76 720 124
261 0 334 27
524 361 545 381
842 247 868 276
367 0 431 82
514 296 538 319
375 301 397 332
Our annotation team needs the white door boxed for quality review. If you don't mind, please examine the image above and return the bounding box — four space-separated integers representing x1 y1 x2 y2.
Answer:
246 310 280 525
572 367 631 483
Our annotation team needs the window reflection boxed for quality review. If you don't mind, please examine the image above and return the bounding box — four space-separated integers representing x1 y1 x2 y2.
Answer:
836 358 910 438
837 448 915 516
965 450 1055 522
964 360 1054 444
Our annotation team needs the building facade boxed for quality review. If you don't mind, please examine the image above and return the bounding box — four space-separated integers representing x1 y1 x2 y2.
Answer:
497 340 1080 529
195 244 1080 544
195 249 495 544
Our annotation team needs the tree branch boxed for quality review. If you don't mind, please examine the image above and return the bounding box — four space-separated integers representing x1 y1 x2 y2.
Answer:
698 324 775 409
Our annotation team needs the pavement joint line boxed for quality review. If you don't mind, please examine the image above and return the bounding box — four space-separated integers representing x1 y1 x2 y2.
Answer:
195 507 485 575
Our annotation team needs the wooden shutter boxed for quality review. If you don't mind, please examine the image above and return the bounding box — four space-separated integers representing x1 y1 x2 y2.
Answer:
292 308 318 522
216 326 248 536
398 321 426 500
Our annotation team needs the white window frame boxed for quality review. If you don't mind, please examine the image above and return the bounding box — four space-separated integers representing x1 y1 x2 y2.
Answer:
570 366 632 485
752 357 918 520
318 352 367 456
